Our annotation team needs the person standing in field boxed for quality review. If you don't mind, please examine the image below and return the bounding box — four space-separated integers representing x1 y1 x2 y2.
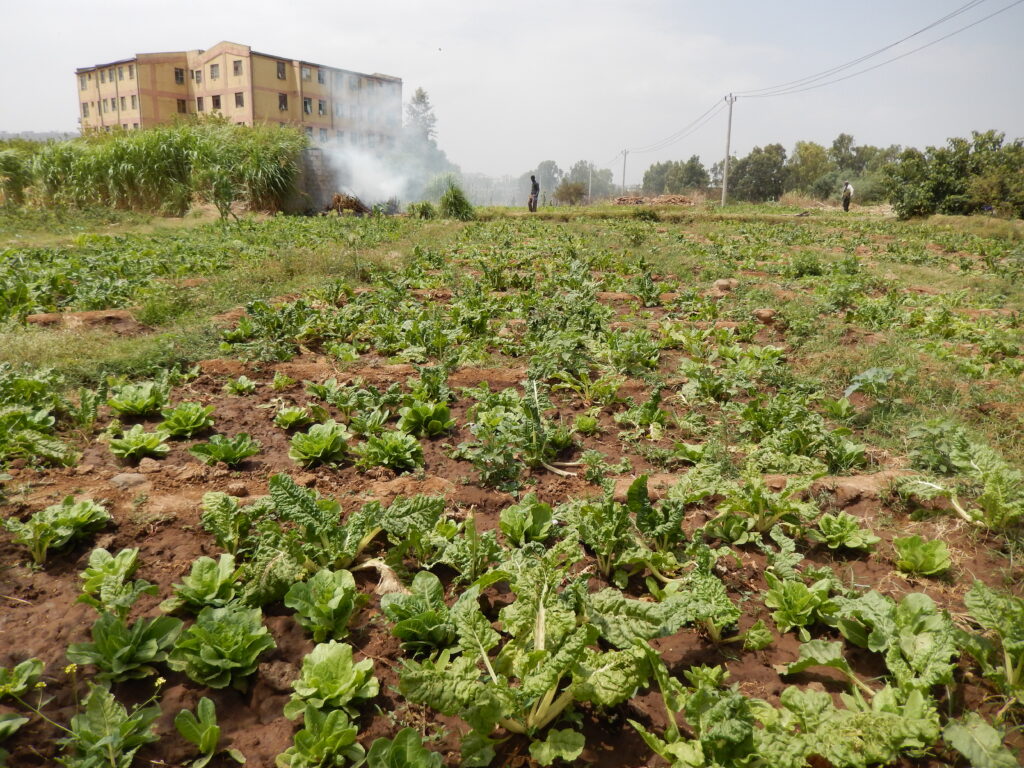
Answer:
842 181 854 212
528 175 539 213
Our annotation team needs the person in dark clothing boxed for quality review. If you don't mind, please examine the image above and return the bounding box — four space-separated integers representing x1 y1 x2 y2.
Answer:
528 175 539 212
842 181 854 212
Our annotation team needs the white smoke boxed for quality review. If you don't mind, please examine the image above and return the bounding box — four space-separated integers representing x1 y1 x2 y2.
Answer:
322 145 409 205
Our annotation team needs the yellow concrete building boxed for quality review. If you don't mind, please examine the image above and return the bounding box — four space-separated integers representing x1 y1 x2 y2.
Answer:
75 41 401 148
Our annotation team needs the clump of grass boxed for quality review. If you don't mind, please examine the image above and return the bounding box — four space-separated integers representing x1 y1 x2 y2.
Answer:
439 181 475 221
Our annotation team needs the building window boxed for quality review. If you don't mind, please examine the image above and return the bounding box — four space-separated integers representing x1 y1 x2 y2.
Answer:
277 61 286 79
177 99 187 114
100 69 105 83
128 64 134 79
109 68 115 81
102 99 108 113
233 59 243 76
319 128 327 142
175 67 185 85
120 96 126 110
210 63 219 80
81 103 89 117
194 69 203 83
79 74 87 90
304 126 313 137
118 66 124 81
278 93 288 111
196 96 204 112
133 123 138 129
234 92 244 108
211 95 221 110
303 97 312 115
318 99 326 116
301 66 311 81
349 76 357 90
131 94 138 109
317 69 325 84
336 130 344 140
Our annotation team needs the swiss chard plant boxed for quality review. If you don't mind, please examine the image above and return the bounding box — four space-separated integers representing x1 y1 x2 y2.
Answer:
77 547 156 619
499 493 555 547
57 684 160 768
960 581 1024 717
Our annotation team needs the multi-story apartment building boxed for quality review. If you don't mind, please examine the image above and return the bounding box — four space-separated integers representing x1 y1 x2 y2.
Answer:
75 41 402 149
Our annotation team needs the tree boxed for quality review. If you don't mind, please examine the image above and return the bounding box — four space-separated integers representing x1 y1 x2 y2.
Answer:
553 180 586 205
566 160 615 199
666 155 709 191
785 141 832 193
642 161 671 195
405 88 437 143
518 161 563 204
730 144 787 202
828 133 856 171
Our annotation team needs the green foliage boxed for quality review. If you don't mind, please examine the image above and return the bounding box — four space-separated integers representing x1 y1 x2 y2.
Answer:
807 511 880 551
499 494 554 547
354 431 424 473
223 375 258 395
108 424 170 462
274 405 319 431
366 728 443 768
438 181 475 221
4 496 110 565
188 433 261 467
943 713 1019 768
57 684 160 768
284 569 362 643
168 605 275 690
289 420 350 467
893 535 951 576
275 704 364 768
160 402 215 438
397 401 455 437
107 381 168 417
961 581 1024 710
174 697 245 768
529 728 586 765
78 547 157 619
66 612 183 682
380 571 457 655
283 641 379 720
0 658 43 701
763 572 836 641
407 201 436 219
199 492 256 555
160 554 241 614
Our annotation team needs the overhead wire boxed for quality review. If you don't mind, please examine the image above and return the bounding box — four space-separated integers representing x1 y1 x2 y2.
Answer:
741 0 1024 98
627 100 725 154
735 0 992 97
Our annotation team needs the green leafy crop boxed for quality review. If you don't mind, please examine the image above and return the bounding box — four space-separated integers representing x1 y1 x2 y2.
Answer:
808 511 880 551
354 431 424 473
57 684 160 768
168 605 276 690
4 496 110 565
174 697 245 768
108 424 170 462
66 612 183 682
763 572 837 641
398 401 455 437
188 433 261 468
160 402 215 438
78 547 156 619
160 554 241 614
289 420 350 467
380 570 457 655
366 728 443 768
284 640 379 719
893 535 951 576
499 494 554 547
284 569 362 643
106 381 168 417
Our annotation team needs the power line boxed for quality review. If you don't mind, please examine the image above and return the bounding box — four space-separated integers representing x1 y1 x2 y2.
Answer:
743 0 1024 98
628 100 724 154
736 0 991 97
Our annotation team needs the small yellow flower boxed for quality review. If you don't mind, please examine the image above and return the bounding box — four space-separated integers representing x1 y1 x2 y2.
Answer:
64 663 77 675
154 676 166 687
35 681 47 688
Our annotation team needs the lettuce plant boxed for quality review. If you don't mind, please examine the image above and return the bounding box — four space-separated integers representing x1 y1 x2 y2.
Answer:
808 511 880 551
188 433 261 468
763 573 837 641
354 431 424 473
160 402 215 438
274 405 324 431
380 571 456 655
168 605 275 690
893 535 951 576
108 424 170 462
174 697 245 768
4 496 110 565
66 612 183 682
284 569 362 642
366 728 443 768
160 554 240 614
397 401 455 437
289 420 350 467
78 547 156 619
275 705 364 768
349 407 391 437
107 381 168 417
283 640 379 719
499 494 554 546
223 375 257 395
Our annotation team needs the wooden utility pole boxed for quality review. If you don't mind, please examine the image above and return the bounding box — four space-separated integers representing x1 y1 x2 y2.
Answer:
720 94 737 206
621 150 629 195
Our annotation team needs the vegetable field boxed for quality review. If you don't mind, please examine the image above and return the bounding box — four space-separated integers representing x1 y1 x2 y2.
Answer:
1 207 1023 768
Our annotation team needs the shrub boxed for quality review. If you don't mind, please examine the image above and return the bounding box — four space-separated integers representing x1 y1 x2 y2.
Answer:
438 181 475 221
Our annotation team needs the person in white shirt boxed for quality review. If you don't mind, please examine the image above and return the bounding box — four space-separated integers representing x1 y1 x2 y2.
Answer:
842 181 854 212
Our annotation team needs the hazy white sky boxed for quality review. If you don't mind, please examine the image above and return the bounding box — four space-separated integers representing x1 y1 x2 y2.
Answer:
2 0 1021 184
